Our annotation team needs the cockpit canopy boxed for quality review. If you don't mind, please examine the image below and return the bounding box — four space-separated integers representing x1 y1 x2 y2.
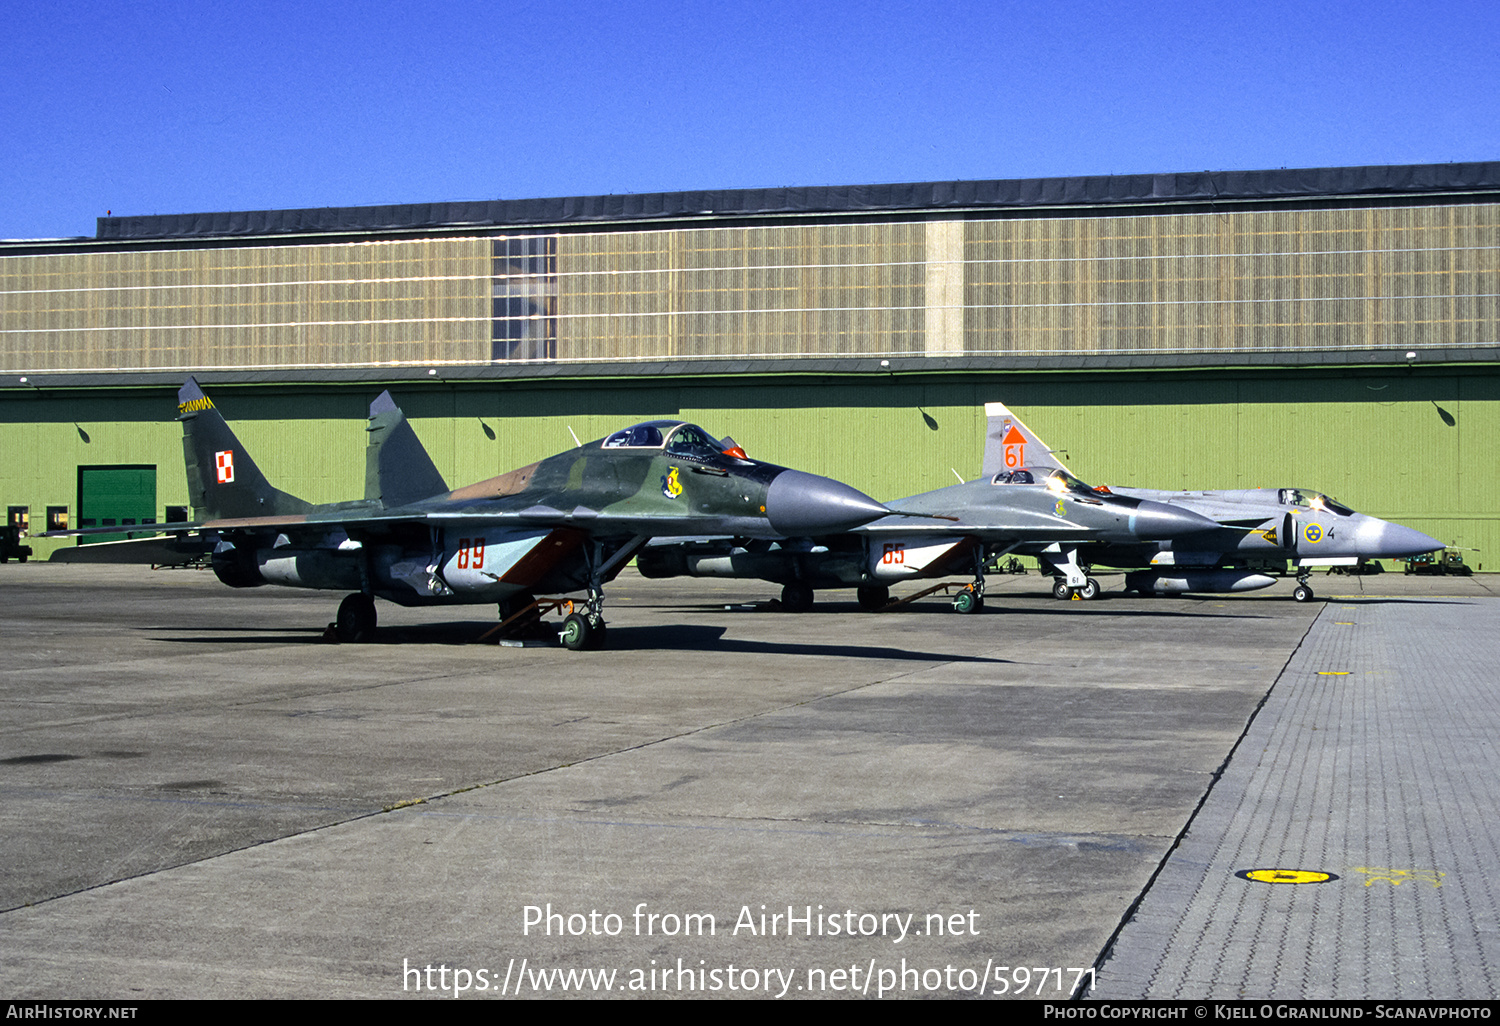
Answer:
602 421 736 461
992 466 1098 496
1280 489 1356 516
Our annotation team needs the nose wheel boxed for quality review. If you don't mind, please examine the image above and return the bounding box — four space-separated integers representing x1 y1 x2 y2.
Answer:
560 610 607 650
952 585 984 613
1053 576 1100 600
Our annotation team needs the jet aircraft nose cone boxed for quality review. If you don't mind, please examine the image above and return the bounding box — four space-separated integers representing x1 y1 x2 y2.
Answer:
1131 500 1221 540
1355 518 1444 559
765 470 890 536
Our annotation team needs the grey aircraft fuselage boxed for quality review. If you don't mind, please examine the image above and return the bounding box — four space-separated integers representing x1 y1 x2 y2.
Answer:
637 464 1220 610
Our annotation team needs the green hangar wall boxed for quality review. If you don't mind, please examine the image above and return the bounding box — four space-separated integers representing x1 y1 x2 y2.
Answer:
2 161 1497 563
4 365 1494 563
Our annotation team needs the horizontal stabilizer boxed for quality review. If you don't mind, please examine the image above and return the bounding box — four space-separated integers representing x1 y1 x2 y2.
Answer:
48 534 210 565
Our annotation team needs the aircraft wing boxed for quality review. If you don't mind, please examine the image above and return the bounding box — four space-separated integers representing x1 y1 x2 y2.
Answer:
49 505 815 541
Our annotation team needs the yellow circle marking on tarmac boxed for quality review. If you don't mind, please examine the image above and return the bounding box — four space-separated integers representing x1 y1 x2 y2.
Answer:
1237 869 1339 885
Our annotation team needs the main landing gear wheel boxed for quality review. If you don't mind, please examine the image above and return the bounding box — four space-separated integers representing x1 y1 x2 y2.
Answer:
856 585 889 612
952 588 984 614
781 582 815 613
1077 577 1101 600
1052 580 1073 601
1293 583 1315 603
335 593 378 643
560 612 606 651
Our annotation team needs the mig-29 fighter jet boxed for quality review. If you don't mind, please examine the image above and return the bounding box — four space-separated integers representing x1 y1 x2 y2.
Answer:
55 379 894 649
979 403 1445 602
637 433 1222 612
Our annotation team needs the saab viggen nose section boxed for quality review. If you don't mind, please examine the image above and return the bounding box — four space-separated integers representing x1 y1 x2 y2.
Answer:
764 470 892 536
1345 517 1444 560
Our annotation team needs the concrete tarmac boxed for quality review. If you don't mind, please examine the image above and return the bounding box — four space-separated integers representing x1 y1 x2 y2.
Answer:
0 564 1494 999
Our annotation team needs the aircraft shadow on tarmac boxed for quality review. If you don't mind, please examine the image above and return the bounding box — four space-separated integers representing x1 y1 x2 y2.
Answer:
664 600 1279 621
142 622 1014 662
600 625 1014 662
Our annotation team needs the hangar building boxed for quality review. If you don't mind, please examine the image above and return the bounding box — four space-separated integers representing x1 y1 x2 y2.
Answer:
2 161 1496 563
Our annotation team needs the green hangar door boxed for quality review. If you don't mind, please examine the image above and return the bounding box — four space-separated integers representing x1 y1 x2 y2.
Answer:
77 465 156 544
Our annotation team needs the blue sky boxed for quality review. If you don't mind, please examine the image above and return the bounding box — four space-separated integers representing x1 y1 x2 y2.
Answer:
4 0 1498 238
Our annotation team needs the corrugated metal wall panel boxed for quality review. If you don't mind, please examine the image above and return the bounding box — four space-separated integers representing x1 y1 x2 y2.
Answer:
2 238 492 373
5 202 1497 372
556 222 926 362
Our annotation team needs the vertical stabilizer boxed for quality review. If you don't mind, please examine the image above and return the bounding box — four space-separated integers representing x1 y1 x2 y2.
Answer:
365 391 449 508
178 378 312 520
981 402 1071 478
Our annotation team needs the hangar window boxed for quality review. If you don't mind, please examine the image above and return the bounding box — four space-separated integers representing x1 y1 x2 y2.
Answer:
492 234 557 361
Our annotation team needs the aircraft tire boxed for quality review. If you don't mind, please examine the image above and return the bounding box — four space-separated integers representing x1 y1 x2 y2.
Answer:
856 585 889 612
1078 577 1101 600
952 590 983 614
1052 580 1073 601
336 593 378 643
780 582 815 613
560 613 594 651
1293 584 1315 603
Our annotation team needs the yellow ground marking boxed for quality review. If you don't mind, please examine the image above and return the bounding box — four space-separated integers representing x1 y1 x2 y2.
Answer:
1237 869 1338 884
1348 867 1445 888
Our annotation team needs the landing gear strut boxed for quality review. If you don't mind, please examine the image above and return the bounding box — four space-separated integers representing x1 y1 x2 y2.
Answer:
335 593 378 642
555 537 645 651
559 583 609 650
951 546 989 613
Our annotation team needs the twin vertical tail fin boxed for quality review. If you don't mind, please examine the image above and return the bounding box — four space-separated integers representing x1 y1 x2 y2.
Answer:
178 378 312 521
980 402 1072 478
364 391 449 508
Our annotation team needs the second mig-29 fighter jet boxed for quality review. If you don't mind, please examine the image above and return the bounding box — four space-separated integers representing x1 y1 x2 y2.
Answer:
637 430 1222 612
979 403 1445 602
58 379 896 649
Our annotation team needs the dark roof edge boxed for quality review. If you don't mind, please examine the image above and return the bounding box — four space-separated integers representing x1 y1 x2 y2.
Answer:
8 347 1497 391
95 161 1500 242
